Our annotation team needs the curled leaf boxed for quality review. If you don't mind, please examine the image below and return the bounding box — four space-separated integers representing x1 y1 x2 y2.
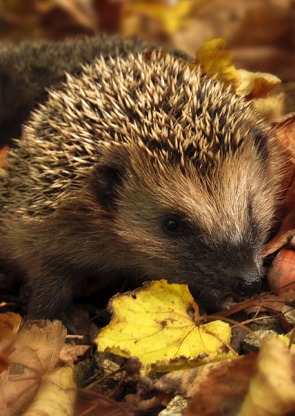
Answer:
194 38 241 90
194 38 281 99
237 336 295 416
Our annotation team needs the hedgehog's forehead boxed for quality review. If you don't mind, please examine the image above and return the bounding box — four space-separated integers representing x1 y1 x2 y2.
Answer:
134 126 247 169
100 120 253 170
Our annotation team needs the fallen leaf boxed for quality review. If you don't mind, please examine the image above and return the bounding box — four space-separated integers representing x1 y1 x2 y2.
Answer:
263 208 295 257
194 38 281 100
184 353 257 416
96 280 233 374
274 113 295 162
154 362 219 399
0 312 22 374
194 38 241 90
252 94 285 121
0 312 21 352
268 248 295 294
23 365 76 416
237 336 295 416
0 320 67 415
124 0 194 35
59 344 90 364
272 114 295 225
41 0 96 30
0 145 9 168
236 69 281 98
184 336 295 416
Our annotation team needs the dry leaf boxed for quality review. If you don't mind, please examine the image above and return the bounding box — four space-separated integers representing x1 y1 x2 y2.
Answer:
252 94 285 122
236 69 281 98
154 363 220 399
273 114 295 219
0 145 9 169
194 38 241 90
42 0 96 30
0 312 21 374
24 365 76 416
194 38 281 101
59 344 90 364
268 248 295 294
237 336 295 416
0 320 67 415
275 114 295 162
185 336 295 416
184 354 257 416
263 208 295 257
124 0 194 35
96 280 233 374
0 312 21 352
264 114 295 256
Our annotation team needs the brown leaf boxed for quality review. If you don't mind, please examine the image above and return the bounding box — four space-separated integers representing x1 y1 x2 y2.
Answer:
0 320 67 415
274 113 295 163
0 145 9 169
273 114 295 220
237 337 295 416
42 0 97 30
185 336 295 416
268 248 295 294
264 208 295 256
153 363 219 399
184 354 258 416
0 312 21 353
59 343 90 364
264 114 295 256
23 365 76 416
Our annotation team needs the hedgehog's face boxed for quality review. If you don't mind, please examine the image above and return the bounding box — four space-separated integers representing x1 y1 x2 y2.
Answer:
93 138 280 308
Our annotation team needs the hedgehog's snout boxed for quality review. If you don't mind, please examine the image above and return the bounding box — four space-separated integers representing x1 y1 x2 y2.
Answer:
235 269 262 297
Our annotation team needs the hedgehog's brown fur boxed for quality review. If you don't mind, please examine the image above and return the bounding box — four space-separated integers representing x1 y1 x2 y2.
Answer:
0 45 282 324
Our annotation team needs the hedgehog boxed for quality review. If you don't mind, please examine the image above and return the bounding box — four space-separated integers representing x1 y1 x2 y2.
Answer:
0 43 282 326
0 36 148 146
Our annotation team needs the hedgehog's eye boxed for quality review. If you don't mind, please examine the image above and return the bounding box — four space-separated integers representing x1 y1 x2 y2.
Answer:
162 214 186 237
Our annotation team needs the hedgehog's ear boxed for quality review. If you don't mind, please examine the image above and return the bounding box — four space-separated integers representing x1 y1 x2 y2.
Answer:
92 145 127 209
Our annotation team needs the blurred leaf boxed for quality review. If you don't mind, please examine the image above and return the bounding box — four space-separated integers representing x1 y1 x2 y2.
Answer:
237 68 281 98
237 337 295 416
194 37 241 90
125 0 195 34
195 38 281 99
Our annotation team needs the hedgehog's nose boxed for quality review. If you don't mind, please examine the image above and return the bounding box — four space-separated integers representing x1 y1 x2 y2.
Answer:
236 269 262 297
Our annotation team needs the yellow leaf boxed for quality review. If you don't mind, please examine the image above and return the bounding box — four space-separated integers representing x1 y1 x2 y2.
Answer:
194 38 281 99
238 336 295 416
126 0 195 34
194 38 241 90
252 94 285 121
96 280 233 373
24 365 76 416
236 69 281 98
